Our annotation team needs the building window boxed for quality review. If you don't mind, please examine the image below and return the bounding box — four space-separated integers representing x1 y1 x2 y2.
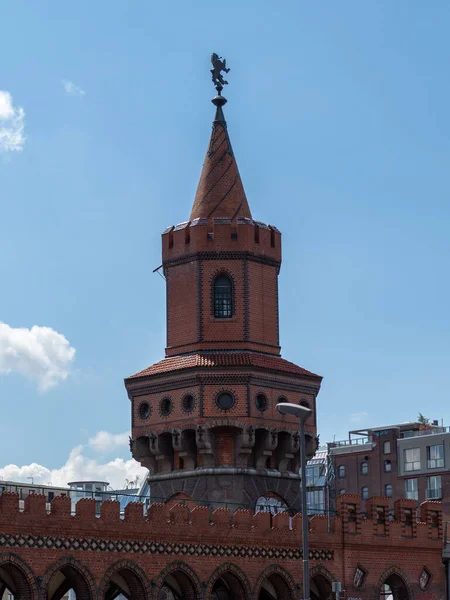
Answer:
426 475 442 499
216 391 235 411
360 462 369 475
383 441 391 454
419 568 432 590
405 478 418 500
339 489 346 495
307 489 325 514
306 464 321 487
213 274 233 318
182 394 195 413
138 401 151 419
427 444 444 469
255 393 268 412
404 448 421 472
338 465 346 478
385 484 392 498
361 486 369 500
353 566 367 588
159 397 173 417
384 460 392 472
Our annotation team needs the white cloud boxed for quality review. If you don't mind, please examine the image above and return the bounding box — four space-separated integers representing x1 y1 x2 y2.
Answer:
349 411 369 424
0 433 146 490
89 431 130 453
0 322 76 391
0 90 25 152
62 80 86 97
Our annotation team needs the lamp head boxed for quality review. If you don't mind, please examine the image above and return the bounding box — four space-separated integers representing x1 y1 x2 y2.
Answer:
277 402 312 422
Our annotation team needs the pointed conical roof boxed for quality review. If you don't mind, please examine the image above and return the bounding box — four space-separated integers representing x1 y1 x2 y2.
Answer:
190 95 252 222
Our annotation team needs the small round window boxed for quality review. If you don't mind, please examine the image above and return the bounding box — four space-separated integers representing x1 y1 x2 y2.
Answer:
139 401 151 419
160 397 172 417
182 394 195 413
216 392 234 410
255 393 268 412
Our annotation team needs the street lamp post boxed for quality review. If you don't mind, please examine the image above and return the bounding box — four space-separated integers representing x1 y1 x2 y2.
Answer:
277 402 312 600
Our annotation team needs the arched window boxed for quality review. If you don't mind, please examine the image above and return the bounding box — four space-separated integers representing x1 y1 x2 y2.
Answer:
214 274 232 318
361 486 369 500
360 462 369 475
338 465 346 478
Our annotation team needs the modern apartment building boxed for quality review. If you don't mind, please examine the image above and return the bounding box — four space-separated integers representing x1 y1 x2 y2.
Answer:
328 420 450 518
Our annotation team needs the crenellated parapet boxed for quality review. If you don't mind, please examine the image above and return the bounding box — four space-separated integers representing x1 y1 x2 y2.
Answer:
162 218 282 267
0 492 443 549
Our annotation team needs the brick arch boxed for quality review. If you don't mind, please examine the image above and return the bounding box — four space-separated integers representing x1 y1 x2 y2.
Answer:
41 555 97 600
309 565 336 600
206 562 252 600
155 560 202 600
254 564 296 599
375 566 414 600
98 558 151 599
210 268 237 317
0 551 38 600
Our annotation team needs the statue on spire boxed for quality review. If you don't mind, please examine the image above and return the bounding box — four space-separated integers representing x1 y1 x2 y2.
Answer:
211 53 230 91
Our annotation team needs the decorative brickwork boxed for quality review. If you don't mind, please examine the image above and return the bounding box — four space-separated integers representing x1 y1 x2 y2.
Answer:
1 86 447 599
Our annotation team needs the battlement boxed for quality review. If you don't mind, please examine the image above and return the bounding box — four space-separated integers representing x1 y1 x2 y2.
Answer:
0 492 442 549
162 217 282 264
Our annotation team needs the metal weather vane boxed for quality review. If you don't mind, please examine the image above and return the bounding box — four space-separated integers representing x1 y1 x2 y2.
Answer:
210 53 230 93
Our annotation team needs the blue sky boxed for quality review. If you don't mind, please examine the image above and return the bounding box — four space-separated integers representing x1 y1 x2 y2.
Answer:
1 1 450 486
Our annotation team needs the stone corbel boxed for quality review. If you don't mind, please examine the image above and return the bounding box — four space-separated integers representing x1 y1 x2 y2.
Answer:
132 435 156 474
196 425 214 468
172 428 182 451
236 425 256 467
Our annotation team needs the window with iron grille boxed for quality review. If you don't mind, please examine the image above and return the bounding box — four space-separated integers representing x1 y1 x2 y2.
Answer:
427 444 444 469
214 274 233 318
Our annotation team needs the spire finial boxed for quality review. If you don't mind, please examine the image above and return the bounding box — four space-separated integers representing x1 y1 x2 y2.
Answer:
210 53 229 120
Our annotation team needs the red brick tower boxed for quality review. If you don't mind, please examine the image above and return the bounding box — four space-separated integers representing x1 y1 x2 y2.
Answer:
125 87 322 510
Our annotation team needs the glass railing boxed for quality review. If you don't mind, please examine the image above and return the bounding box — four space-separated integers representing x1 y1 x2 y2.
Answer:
402 427 450 438
405 491 419 501
426 488 442 500
332 437 370 447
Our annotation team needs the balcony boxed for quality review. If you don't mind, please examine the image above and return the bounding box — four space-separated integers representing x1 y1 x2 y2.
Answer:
405 491 418 501
332 436 370 447
402 426 450 439
426 488 442 500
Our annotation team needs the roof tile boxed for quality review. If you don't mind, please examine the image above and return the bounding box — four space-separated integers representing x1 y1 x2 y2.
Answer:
126 352 321 381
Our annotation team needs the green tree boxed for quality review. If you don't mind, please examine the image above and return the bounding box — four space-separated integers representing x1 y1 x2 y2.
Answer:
417 413 430 425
